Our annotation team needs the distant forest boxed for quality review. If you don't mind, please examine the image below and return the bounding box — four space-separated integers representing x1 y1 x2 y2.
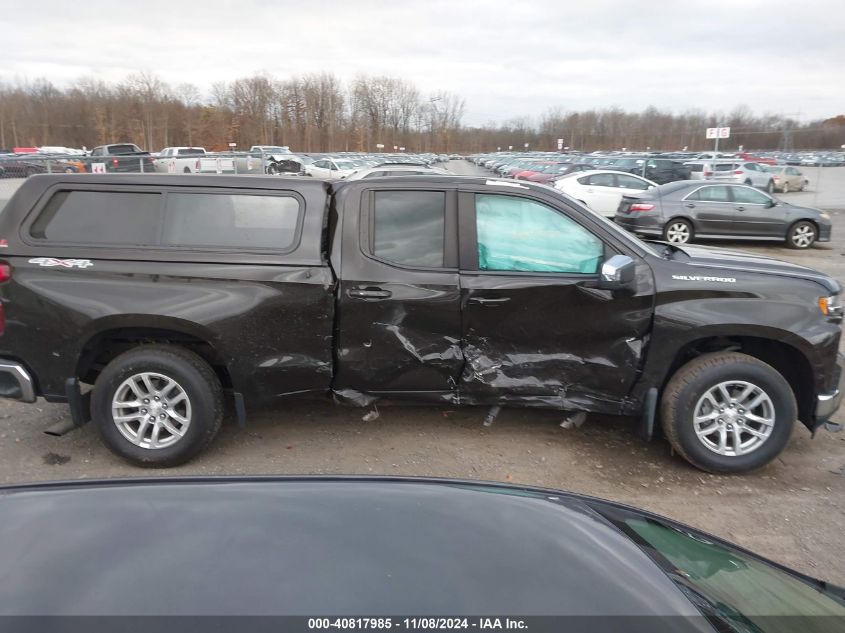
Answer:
1 72 843 153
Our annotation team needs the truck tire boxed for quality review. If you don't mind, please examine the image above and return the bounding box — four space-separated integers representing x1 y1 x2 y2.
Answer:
660 352 795 473
91 345 223 467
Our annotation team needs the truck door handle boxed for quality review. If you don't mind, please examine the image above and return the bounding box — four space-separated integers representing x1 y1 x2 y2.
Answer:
348 287 392 299
735 206 745 212
469 297 510 305
685 203 696 208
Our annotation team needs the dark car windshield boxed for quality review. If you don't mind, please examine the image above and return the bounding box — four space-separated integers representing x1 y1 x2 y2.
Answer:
593 505 845 628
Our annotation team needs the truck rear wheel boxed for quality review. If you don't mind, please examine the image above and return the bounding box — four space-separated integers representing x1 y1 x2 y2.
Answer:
660 352 795 473
91 345 223 467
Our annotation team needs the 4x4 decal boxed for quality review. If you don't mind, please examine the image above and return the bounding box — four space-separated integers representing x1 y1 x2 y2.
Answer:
28 257 94 269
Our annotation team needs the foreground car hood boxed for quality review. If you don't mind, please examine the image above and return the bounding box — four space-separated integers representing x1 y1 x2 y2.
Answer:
654 242 841 294
0 477 703 617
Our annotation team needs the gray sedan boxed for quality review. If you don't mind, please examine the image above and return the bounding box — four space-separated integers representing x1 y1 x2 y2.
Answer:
614 180 831 249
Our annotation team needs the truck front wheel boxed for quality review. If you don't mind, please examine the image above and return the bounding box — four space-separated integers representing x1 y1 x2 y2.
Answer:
660 352 795 473
91 345 223 467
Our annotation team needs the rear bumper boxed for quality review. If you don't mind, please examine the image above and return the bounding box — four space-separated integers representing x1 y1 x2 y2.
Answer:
614 216 663 235
814 353 845 423
0 361 36 403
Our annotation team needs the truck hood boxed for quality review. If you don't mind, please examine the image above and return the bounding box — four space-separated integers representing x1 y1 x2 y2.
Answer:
653 241 841 294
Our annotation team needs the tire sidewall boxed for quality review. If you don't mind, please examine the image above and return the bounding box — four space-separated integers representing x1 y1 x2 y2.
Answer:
668 360 794 473
91 348 222 466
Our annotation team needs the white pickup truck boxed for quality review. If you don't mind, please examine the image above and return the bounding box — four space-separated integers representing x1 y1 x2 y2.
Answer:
232 146 306 175
154 147 235 174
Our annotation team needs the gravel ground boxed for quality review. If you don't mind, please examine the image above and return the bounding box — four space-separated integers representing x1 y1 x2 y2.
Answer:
0 162 843 585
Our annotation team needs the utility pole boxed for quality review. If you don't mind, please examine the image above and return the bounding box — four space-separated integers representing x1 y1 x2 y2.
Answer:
778 112 801 152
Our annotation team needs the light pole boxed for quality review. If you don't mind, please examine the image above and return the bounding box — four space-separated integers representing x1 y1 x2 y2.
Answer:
428 96 442 153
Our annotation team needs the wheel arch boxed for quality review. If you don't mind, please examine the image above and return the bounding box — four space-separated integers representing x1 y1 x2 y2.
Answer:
660 335 815 425
75 318 234 391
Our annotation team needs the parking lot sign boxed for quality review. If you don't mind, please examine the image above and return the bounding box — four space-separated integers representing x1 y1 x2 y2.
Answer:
707 127 730 139
557 138 564 150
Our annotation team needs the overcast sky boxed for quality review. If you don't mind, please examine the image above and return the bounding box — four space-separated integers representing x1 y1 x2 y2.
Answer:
2 0 843 125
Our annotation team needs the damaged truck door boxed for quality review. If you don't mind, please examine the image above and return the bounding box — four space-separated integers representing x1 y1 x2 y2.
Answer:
457 187 655 412
333 181 655 412
333 187 464 402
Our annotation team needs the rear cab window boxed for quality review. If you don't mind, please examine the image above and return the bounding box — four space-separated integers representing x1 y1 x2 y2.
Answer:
27 187 304 252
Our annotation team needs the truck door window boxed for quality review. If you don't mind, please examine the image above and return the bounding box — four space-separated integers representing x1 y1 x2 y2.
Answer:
30 190 162 244
373 190 445 268
163 193 301 251
475 194 602 274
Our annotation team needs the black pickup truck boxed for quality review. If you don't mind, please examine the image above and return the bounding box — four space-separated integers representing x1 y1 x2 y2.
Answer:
86 143 155 173
0 174 842 472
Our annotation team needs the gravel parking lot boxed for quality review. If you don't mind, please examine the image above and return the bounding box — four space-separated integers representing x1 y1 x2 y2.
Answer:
0 162 844 585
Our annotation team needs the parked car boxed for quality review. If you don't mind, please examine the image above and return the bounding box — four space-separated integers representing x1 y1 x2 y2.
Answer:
154 147 236 174
764 165 809 193
543 163 594 183
231 146 297 174
711 161 776 192
0 156 48 178
615 181 831 249
345 165 449 180
304 157 359 179
1 174 842 471
1 477 843 622
524 163 591 184
554 170 658 216
86 143 155 173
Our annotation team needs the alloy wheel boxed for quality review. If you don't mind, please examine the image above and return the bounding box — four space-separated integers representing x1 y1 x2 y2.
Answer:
111 372 192 449
693 380 774 456
666 222 691 243
791 224 815 248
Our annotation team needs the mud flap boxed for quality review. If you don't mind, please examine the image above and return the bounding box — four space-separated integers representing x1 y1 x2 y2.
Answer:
45 378 91 436
640 387 658 441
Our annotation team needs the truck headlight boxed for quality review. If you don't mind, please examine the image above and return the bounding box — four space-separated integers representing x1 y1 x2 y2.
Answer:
820 212 831 220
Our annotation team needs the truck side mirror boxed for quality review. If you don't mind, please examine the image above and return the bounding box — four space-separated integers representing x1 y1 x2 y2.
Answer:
597 254 636 290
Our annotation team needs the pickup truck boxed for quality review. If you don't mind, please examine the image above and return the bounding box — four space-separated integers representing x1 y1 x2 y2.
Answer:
232 146 301 175
0 174 842 472
154 147 235 174
87 143 155 173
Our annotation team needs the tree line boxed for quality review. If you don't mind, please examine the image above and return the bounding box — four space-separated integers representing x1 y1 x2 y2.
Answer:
0 72 843 153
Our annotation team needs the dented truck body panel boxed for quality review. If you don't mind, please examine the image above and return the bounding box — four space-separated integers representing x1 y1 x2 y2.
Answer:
0 174 841 435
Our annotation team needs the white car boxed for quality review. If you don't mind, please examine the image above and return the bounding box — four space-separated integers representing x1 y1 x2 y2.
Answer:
305 157 359 180
553 170 657 216
345 165 449 180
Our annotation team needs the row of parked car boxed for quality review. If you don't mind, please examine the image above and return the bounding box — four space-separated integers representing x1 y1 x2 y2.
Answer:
472 152 830 249
0 145 456 179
